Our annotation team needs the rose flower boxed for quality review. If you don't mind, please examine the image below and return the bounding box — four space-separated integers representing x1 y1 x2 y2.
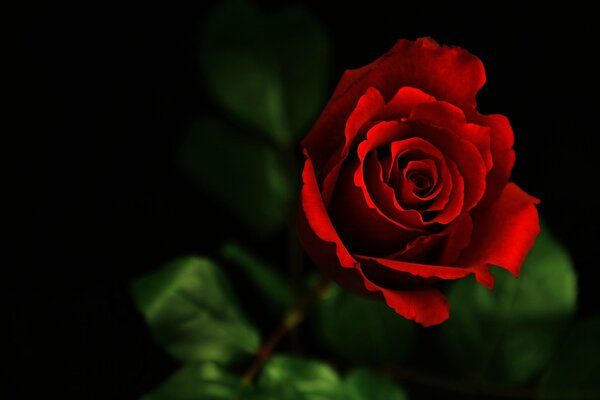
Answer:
298 38 540 326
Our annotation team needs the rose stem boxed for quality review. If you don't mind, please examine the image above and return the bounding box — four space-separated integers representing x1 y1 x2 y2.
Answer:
241 275 331 385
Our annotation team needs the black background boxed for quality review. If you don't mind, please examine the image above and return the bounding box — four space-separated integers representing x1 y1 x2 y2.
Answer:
11 2 599 399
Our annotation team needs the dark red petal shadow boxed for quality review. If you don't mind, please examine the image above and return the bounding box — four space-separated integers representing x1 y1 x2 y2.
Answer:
297 155 380 299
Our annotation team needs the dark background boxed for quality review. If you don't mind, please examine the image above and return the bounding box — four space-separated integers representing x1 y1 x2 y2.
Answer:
11 2 598 399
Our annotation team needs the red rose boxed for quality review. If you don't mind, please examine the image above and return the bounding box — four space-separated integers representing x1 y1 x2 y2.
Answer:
298 38 540 327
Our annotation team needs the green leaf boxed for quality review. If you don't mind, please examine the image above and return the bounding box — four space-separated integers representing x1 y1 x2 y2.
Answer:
141 363 240 400
540 316 600 400
258 355 341 399
220 241 293 314
178 116 291 235
441 226 577 384
342 369 408 400
201 0 331 144
132 257 260 365
313 284 416 364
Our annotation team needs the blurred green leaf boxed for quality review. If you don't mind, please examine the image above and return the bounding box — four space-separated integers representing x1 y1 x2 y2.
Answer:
220 241 293 314
201 0 330 144
132 257 260 365
540 316 600 400
258 355 341 399
342 369 408 400
179 116 292 235
313 284 416 364
441 226 577 384
142 363 240 400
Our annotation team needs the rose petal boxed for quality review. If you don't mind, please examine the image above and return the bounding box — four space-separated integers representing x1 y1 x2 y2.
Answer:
378 86 437 120
302 38 486 170
357 263 451 326
438 213 474 265
399 159 440 206
356 255 477 283
386 232 444 264
457 182 540 277
407 119 486 212
429 158 464 224
297 155 380 300
409 101 493 172
321 88 386 203
469 113 516 208
299 154 355 269
389 137 453 214
330 157 421 256
362 152 425 229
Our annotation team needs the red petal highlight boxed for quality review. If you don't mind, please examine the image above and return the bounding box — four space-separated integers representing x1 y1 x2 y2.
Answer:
469 113 516 208
358 264 451 326
458 183 540 277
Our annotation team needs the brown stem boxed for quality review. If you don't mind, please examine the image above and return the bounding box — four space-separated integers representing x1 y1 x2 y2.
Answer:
241 276 331 385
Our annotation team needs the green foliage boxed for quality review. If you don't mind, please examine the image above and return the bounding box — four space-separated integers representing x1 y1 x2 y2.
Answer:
343 369 408 400
441 227 578 384
220 241 294 314
540 316 600 400
313 284 416 364
141 363 240 400
258 356 408 400
132 257 260 365
259 355 341 399
200 0 331 144
178 116 291 235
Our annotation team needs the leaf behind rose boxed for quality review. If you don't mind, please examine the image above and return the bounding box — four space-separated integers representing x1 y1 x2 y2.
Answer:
312 284 416 365
132 257 260 365
178 116 292 235
539 315 600 400
441 225 577 384
200 0 331 145
220 241 294 316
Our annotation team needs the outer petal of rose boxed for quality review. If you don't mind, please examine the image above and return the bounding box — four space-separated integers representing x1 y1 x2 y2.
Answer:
469 113 516 208
458 182 540 277
298 154 355 269
322 87 385 173
355 254 486 284
321 88 385 203
378 86 436 120
302 38 486 170
358 264 451 326
297 155 380 300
